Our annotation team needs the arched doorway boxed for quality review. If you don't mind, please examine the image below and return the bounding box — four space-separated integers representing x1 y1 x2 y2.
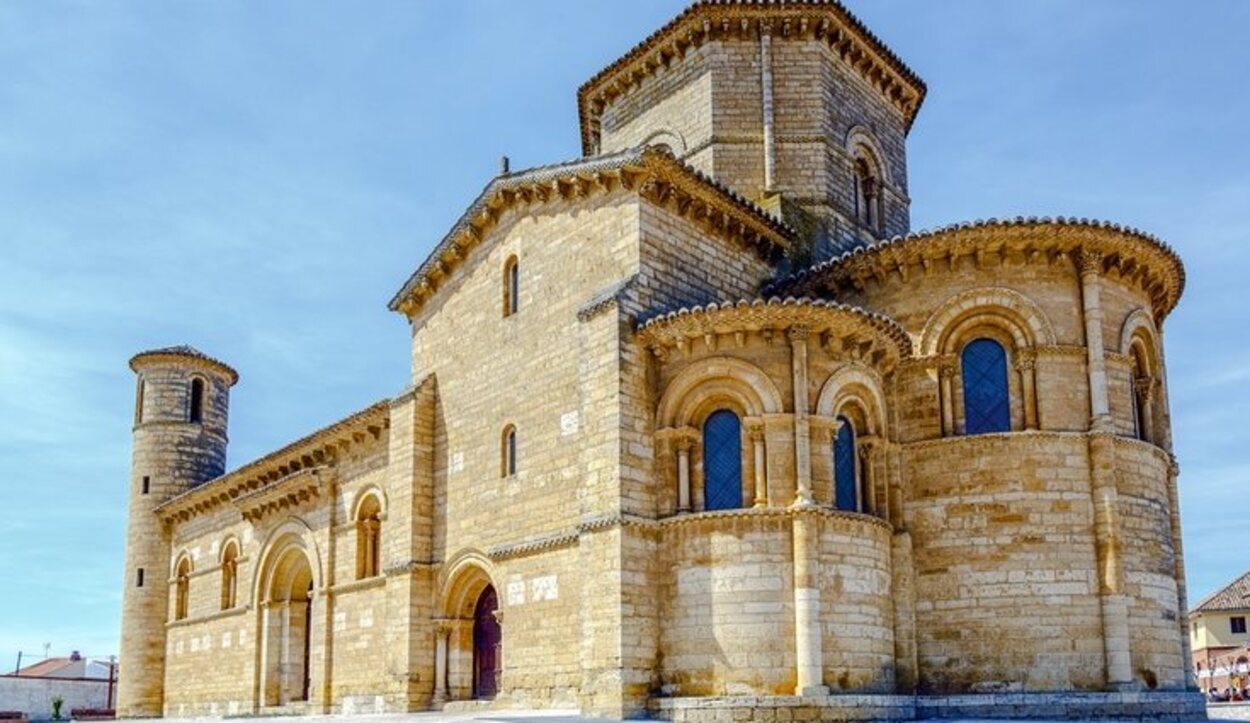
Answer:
472 585 501 700
260 545 314 707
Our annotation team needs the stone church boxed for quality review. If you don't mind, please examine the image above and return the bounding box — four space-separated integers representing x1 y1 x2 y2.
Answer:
117 1 1203 720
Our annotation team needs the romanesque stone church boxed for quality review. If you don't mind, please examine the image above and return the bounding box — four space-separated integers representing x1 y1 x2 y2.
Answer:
117 1 1202 720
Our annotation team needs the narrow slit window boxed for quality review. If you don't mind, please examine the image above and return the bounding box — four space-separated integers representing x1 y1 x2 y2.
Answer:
142 476 150 495
503 256 519 317
502 425 517 477
137 568 145 588
189 378 205 423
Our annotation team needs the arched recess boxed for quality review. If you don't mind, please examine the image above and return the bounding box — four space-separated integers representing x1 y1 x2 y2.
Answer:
814 364 889 516
656 357 783 512
1120 308 1163 444
172 552 192 622
435 550 500 703
920 288 1056 357
657 357 783 428
922 288 1054 436
845 126 892 187
219 537 241 611
253 518 323 708
642 128 689 156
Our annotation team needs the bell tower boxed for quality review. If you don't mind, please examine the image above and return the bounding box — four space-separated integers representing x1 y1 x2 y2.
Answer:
117 346 237 718
578 1 926 262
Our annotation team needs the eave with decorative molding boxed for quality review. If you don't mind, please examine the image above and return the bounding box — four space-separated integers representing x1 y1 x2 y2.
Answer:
576 0 927 155
155 400 390 526
635 296 911 374
387 146 796 320
766 217 1186 319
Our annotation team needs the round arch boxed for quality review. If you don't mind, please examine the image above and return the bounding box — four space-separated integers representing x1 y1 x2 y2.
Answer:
815 364 888 437
657 357 783 429
641 128 689 156
845 126 891 186
349 485 389 522
438 549 498 619
920 287 1056 357
1119 308 1161 362
251 517 323 606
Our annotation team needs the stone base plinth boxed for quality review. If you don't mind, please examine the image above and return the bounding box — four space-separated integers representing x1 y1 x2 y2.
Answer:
650 691 1207 722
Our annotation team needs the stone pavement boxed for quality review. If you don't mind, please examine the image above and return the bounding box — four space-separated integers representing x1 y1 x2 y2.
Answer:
132 710 1217 723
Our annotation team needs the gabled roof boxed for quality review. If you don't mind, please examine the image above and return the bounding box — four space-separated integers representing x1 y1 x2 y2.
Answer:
129 345 239 385
1194 571 1250 614
387 146 795 319
577 0 927 155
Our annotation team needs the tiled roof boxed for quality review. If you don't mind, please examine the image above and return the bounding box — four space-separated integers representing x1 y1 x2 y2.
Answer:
129 345 239 385
1194 571 1250 614
13 658 74 677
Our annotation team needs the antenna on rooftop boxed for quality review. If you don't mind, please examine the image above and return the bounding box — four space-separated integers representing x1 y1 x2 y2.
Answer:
500 155 511 175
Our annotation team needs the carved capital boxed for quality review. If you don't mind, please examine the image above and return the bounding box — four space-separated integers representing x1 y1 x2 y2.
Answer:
787 325 811 344
857 435 881 460
1077 249 1104 277
1134 376 1156 401
1013 348 1037 372
435 619 456 636
491 609 504 625
745 418 767 443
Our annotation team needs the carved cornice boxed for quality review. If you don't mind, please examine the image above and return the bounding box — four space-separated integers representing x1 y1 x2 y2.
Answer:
155 401 389 526
767 218 1185 319
130 345 239 386
577 1 926 154
233 467 328 523
389 146 794 319
635 297 911 373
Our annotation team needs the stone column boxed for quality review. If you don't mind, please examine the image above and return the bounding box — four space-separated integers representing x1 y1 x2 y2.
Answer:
1016 349 1039 430
791 509 827 695
1079 251 1115 432
492 609 505 695
1167 458 1196 690
760 21 777 193
433 621 452 704
1088 432 1133 689
938 361 956 437
859 437 881 516
1135 377 1156 444
676 434 693 513
790 327 813 505
748 422 768 508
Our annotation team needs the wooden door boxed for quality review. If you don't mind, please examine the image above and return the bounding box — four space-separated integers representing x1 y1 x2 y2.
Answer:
472 585 500 699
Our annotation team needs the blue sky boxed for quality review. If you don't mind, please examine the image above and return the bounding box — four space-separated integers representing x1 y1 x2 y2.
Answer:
0 1 1246 661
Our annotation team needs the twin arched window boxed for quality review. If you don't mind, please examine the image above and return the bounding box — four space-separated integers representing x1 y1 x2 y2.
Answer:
853 147 883 232
961 338 1011 435
702 410 742 511
356 494 382 579
220 541 239 610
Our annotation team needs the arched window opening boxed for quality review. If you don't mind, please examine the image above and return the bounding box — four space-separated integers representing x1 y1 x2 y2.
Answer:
962 338 1011 435
853 148 882 232
1130 345 1153 443
220 542 239 610
134 378 146 425
834 416 859 512
503 256 519 317
174 557 191 621
356 494 382 579
702 410 743 511
501 425 517 478
189 378 205 424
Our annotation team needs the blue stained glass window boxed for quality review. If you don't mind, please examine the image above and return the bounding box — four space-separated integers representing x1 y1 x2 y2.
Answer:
834 416 858 511
961 338 1011 435
703 410 743 511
